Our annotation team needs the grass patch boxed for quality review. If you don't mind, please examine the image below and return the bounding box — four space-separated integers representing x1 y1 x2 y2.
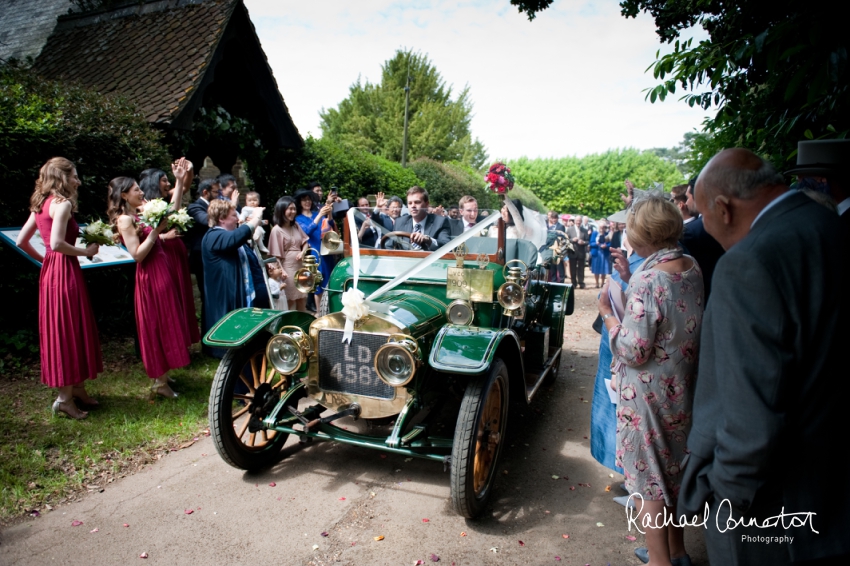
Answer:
0 338 220 524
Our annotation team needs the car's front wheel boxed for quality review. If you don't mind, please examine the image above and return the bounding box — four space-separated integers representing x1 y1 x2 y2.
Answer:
209 334 304 471
450 359 509 518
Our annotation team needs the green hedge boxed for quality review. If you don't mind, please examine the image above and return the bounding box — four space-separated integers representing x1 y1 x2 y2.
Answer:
508 149 685 218
248 136 421 204
0 64 169 364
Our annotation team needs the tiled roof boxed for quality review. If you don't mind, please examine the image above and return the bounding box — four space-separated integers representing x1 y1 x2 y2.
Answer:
32 0 235 125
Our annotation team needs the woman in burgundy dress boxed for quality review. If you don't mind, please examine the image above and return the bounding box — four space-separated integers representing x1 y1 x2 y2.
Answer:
107 158 192 399
139 168 200 345
16 157 103 420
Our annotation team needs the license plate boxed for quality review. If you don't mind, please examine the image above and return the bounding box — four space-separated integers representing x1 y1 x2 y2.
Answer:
317 329 394 400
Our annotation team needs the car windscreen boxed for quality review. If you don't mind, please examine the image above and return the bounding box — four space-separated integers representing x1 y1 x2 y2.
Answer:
348 208 501 255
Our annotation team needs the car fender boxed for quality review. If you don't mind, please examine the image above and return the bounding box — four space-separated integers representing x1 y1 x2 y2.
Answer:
428 325 522 376
203 308 315 349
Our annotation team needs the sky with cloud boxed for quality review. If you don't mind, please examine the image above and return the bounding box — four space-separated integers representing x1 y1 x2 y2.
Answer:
244 0 708 161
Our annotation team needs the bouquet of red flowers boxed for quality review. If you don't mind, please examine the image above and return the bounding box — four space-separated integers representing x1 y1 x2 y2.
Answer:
485 162 515 194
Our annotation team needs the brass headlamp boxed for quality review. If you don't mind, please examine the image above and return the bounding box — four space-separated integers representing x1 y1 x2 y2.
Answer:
294 248 323 293
497 259 528 317
374 334 421 387
266 326 313 375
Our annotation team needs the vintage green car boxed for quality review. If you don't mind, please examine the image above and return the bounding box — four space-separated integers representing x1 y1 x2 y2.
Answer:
203 208 573 518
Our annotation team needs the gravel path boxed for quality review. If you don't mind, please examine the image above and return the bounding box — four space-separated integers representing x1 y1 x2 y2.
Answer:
0 283 707 565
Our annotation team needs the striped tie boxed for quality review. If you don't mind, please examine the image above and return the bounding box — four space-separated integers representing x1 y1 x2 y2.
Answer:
411 223 422 250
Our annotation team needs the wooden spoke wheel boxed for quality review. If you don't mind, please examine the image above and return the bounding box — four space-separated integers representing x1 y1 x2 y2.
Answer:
209 334 304 471
450 358 509 518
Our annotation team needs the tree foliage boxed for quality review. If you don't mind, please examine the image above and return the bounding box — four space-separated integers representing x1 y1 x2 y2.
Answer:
627 0 849 166
319 49 488 170
409 158 496 210
513 1 849 167
508 149 684 218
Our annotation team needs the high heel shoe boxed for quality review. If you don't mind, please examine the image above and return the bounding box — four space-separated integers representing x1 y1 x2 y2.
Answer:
150 381 179 400
52 399 89 420
72 385 99 409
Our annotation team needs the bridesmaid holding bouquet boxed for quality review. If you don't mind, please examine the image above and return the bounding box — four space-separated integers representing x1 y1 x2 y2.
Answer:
108 158 193 399
139 168 200 346
16 157 103 419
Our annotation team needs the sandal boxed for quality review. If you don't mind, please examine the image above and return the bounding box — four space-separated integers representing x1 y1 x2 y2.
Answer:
52 399 89 420
150 380 179 400
72 385 99 409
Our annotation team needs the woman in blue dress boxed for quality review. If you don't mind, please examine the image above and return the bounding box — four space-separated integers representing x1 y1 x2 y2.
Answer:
591 222 612 288
293 189 333 309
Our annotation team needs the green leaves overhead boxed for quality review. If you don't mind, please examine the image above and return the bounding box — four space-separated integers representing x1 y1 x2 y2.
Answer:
319 49 488 170
623 0 849 166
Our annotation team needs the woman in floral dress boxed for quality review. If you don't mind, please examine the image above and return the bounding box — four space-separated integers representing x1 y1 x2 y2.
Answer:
598 194 704 566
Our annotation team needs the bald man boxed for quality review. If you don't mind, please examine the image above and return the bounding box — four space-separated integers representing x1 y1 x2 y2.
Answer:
678 149 848 565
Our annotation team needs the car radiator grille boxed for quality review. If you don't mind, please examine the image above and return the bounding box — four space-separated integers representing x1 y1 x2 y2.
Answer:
318 329 395 400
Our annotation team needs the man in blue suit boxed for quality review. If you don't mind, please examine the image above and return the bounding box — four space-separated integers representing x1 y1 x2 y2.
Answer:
385 186 451 251
679 149 848 565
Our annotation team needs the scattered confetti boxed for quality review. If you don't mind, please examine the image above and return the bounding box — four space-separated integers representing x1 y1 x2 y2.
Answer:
269 482 276 487
374 535 385 541
90 528 99 533
184 509 194 515
562 534 570 539
430 554 440 562
123 523 130 528
321 531 329 537
139 553 148 559
551 475 560 479
339 497 346 501
489 547 499 553
625 535 637 541
422 518 430 523
555 557 562 562
518 540 525 546
30 510 40 517
596 522 605 527
605 485 612 492
414 561 424 566
380 455 387 459
608 473 614 478
405 458 413 462
569 486 576 491
312 545 319 551
460 532 467 537
71 520 83 527
503 470 509 475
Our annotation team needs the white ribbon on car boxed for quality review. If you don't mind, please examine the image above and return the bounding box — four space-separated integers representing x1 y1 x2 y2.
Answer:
340 208 500 343
341 207 390 343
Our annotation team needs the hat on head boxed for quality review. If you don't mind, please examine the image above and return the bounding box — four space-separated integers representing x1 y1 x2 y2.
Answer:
560 213 570 222
785 139 850 177
607 209 628 223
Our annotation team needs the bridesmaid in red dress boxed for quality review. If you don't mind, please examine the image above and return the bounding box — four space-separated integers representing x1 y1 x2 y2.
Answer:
107 158 192 399
139 168 200 346
16 157 103 420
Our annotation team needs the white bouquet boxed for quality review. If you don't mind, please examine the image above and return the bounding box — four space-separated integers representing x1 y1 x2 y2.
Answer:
79 219 116 246
139 198 173 228
168 207 194 232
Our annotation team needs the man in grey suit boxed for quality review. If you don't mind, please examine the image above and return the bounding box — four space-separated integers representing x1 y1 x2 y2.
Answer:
385 186 451 251
678 149 848 565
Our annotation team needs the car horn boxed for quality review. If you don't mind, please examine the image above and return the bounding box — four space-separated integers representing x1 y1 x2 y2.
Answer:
320 230 343 255
294 248 323 293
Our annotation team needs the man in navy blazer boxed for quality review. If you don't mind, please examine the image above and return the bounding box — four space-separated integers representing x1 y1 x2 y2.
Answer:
385 186 451 251
678 149 848 564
